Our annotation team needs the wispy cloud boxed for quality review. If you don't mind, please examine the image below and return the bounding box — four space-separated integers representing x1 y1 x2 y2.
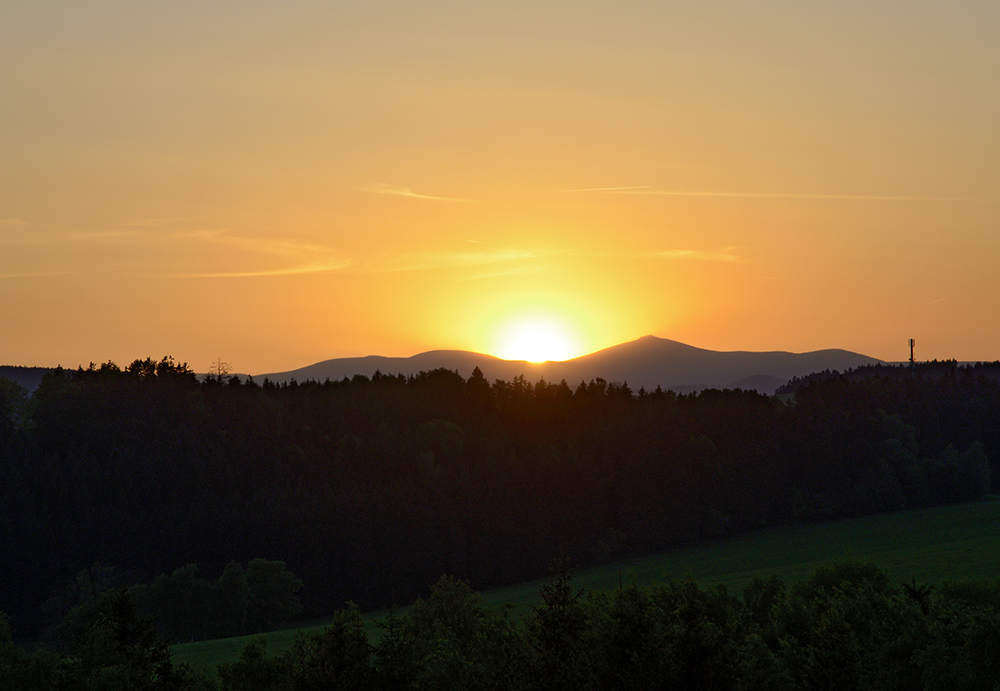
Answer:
72 227 346 266
183 237 537 278
175 230 331 256
634 190 982 201
360 183 479 203
553 185 652 193
164 230 351 278
2 226 186 245
456 264 545 282
179 261 352 278
115 217 204 228
366 249 535 274
655 247 742 262
0 223 351 279
561 187 987 202
1 221 535 280
0 218 28 227
0 269 79 279
73 228 151 241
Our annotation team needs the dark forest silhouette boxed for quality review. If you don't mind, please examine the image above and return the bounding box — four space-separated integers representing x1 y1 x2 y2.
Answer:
1 356 998 643
5 562 1000 690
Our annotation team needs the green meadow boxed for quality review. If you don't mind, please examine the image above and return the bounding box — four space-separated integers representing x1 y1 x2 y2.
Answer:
173 496 1000 673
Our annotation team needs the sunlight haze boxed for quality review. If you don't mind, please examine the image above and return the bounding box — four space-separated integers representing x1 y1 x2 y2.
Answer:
2 1 999 373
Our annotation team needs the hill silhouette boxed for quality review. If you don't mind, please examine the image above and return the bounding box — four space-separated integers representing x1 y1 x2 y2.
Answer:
257 336 883 394
0 365 52 392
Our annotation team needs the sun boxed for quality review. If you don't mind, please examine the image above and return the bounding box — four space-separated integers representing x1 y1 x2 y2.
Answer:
494 314 582 362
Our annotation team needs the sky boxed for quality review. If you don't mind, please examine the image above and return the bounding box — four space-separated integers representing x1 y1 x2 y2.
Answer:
2 1 999 374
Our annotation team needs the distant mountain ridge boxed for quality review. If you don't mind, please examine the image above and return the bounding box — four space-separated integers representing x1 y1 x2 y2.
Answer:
257 336 884 395
0 366 52 392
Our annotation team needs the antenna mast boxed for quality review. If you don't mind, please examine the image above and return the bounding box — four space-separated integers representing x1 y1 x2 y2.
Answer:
909 339 915 366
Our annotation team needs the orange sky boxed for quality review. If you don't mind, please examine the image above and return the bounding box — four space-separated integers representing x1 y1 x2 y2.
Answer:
2 2 999 373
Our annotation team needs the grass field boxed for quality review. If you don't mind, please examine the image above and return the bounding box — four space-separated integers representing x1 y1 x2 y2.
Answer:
172 496 1000 673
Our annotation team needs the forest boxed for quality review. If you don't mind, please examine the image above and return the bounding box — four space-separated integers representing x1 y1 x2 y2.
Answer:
4 562 1000 690
1 357 998 644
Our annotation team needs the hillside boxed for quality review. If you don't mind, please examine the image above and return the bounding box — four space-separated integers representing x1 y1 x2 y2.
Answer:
0 365 51 392
173 497 1000 672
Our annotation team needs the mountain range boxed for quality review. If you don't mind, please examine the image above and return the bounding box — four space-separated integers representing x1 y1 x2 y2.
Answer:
257 336 884 395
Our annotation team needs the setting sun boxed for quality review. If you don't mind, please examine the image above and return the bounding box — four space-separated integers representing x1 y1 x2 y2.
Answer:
494 315 582 362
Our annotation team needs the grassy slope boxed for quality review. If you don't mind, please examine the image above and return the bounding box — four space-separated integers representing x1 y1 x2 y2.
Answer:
173 497 1000 672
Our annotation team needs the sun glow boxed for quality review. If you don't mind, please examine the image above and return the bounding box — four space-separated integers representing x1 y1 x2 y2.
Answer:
494 314 582 362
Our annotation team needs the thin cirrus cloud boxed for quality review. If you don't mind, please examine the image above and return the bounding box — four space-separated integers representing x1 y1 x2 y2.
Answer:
558 186 986 202
167 230 351 278
2 221 535 279
175 230 331 256
361 248 536 275
359 183 480 203
0 269 78 279
655 248 741 263
457 264 545 282
102 227 351 278
115 217 205 228
0 223 353 279
183 261 352 278
176 234 537 278
553 185 654 193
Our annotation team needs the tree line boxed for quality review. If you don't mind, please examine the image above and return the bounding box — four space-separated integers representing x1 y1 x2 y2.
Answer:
44 559 302 645
213 562 1000 691
0 357 997 639
4 562 1000 690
